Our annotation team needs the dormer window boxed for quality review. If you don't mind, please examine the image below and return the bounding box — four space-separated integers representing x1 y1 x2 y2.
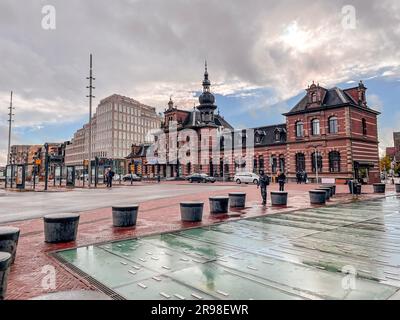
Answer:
274 129 281 142
312 92 317 103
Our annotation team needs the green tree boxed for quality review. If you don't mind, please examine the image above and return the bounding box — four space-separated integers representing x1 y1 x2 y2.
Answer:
379 155 391 172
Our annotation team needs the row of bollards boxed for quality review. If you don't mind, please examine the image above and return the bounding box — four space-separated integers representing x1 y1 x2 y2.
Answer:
0 226 20 300
181 192 247 222
309 185 336 205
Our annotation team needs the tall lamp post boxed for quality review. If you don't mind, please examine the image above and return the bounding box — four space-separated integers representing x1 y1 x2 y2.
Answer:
7 91 14 166
86 54 95 188
310 145 323 184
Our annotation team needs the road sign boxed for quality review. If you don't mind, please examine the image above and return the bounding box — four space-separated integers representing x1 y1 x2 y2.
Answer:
83 159 89 166
35 159 42 166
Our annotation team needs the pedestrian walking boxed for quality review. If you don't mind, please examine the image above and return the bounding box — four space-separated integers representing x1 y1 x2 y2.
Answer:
257 170 270 206
277 171 286 191
107 168 115 188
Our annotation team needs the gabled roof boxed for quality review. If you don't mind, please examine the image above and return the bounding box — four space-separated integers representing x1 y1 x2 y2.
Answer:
284 86 379 116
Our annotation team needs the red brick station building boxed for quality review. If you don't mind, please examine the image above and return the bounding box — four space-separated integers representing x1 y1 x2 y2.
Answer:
128 65 380 184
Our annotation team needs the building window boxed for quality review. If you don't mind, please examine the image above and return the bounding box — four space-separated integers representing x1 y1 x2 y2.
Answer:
311 152 323 173
271 157 278 174
311 119 320 136
295 153 305 172
362 118 367 135
329 151 341 173
258 155 265 170
312 92 317 103
328 116 338 134
295 121 304 138
275 130 281 142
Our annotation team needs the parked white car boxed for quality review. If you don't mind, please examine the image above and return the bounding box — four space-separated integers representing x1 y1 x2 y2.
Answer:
234 172 260 185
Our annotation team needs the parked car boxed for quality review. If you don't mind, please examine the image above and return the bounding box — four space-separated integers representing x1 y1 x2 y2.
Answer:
187 173 216 183
234 172 259 185
122 174 142 182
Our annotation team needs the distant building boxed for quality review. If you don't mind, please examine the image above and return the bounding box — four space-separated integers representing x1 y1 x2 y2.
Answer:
386 147 396 160
65 94 162 168
394 132 400 160
9 145 42 165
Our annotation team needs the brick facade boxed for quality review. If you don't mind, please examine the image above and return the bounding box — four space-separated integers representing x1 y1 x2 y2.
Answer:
128 71 381 184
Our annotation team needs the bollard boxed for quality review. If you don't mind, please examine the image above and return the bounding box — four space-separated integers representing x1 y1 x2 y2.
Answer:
0 252 12 300
180 202 204 222
44 213 80 243
270 192 288 206
0 227 20 264
209 196 229 215
112 205 139 227
309 190 327 205
229 193 246 208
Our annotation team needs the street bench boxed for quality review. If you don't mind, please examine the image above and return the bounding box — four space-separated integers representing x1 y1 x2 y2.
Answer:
0 252 12 300
229 193 246 208
209 196 229 215
309 190 327 205
180 202 204 222
271 191 288 206
44 213 80 243
373 183 386 194
0 227 20 264
112 205 139 227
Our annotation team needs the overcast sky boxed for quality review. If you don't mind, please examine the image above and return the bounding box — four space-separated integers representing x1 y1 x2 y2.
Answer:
1 0 400 165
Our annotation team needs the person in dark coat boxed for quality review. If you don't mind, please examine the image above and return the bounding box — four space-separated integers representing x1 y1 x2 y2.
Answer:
296 171 301 184
107 169 115 188
277 171 286 191
257 170 270 206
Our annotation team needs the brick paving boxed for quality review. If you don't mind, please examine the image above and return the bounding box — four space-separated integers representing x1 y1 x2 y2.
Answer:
1 182 396 300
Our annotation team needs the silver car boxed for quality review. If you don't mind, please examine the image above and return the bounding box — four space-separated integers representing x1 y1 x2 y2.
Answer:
234 172 260 185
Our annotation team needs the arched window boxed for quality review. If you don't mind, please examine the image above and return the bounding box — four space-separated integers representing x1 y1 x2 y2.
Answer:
271 157 278 174
295 153 305 172
279 155 285 172
311 152 322 173
328 116 338 134
329 151 341 173
295 121 304 138
258 155 265 170
362 118 367 135
311 119 320 136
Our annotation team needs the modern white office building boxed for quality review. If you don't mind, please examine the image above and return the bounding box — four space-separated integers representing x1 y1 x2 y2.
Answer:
65 94 161 166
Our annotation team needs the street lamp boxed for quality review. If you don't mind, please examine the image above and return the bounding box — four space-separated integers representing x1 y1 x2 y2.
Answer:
309 144 323 184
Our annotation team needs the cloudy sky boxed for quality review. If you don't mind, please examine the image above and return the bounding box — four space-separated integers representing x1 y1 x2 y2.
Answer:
1 0 400 165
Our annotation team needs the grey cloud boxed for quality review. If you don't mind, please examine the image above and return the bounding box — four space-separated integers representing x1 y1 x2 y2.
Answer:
0 0 399 160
